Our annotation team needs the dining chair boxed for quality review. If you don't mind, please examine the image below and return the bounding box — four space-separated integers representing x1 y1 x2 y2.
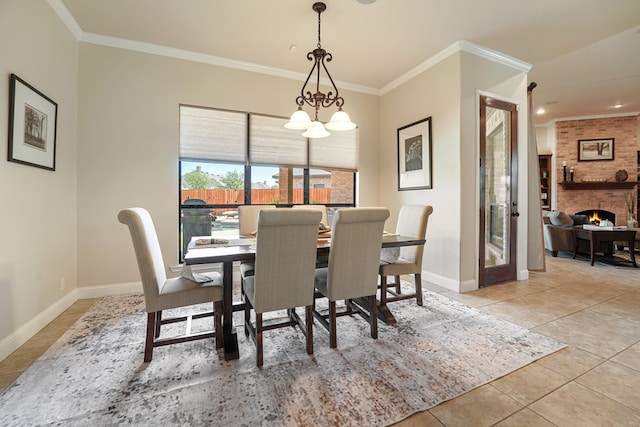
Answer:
293 204 330 268
313 207 390 348
242 208 322 367
237 205 277 279
118 207 223 362
292 204 330 228
379 204 433 306
238 204 277 236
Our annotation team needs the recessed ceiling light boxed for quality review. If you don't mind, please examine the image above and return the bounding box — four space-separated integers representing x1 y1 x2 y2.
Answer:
612 103 623 109
357 0 377 4
289 44 297 53
536 108 545 115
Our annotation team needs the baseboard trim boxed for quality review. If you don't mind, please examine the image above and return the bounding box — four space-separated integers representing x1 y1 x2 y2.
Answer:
76 282 143 299
422 270 478 293
0 290 78 362
0 282 144 363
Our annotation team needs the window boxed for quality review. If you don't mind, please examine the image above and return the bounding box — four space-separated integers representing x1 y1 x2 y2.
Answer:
178 105 357 260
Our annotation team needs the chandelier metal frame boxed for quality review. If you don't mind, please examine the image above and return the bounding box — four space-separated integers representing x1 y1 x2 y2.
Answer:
295 2 344 121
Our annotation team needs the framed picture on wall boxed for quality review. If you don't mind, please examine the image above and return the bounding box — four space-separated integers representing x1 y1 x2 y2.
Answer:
578 138 614 161
397 116 432 190
8 73 58 171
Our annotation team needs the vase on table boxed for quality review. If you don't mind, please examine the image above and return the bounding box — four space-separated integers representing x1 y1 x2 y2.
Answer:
627 212 638 228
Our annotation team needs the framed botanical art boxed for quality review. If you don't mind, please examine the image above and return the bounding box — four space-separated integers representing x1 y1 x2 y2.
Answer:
397 116 432 190
8 73 58 171
577 138 614 161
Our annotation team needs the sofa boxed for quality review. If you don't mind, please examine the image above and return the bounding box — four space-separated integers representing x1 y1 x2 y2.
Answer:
542 211 613 257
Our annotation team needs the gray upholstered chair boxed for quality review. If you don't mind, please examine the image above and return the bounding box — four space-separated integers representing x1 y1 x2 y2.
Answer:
379 205 433 306
118 208 223 362
242 208 322 367
313 207 390 348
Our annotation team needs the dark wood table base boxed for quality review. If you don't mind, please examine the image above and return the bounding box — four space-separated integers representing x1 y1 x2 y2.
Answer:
574 228 637 267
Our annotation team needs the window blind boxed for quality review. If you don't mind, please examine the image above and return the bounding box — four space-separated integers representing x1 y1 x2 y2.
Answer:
249 115 308 167
309 128 358 171
179 106 247 163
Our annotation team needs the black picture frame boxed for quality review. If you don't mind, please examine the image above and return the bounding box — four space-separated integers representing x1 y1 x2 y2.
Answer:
8 73 58 171
578 138 614 162
397 117 432 190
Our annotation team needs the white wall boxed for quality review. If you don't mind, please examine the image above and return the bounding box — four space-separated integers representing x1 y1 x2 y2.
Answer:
378 47 529 292
379 54 463 289
76 43 381 289
0 1 78 355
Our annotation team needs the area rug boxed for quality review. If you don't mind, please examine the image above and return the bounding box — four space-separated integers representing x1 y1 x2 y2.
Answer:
0 284 565 426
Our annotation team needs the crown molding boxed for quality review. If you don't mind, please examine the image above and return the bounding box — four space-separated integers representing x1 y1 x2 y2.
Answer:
380 40 531 95
460 40 531 73
49 2 531 98
47 0 83 39
537 111 640 127
47 0 378 96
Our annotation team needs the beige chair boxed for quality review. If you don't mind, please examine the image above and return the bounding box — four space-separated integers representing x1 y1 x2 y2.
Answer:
237 204 277 278
379 205 433 306
242 208 322 367
238 204 276 236
293 204 329 228
118 208 223 362
313 207 390 348
293 204 330 268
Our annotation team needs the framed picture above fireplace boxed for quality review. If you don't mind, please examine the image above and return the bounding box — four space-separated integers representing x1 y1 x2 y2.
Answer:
578 138 614 161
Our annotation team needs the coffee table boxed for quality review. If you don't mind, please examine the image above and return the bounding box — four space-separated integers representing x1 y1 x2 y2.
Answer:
574 228 637 267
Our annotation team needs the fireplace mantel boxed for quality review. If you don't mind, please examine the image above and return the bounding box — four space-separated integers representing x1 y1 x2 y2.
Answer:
560 181 638 190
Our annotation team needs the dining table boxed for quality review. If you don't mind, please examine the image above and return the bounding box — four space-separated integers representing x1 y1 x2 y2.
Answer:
184 233 425 361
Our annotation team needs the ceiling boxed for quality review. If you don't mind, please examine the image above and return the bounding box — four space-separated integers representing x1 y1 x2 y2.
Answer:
56 0 640 124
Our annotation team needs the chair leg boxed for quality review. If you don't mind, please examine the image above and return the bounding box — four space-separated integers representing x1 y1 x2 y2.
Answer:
305 305 313 355
380 275 388 305
154 311 162 338
256 312 263 367
244 294 251 337
214 301 223 349
144 312 156 362
415 273 423 306
329 300 337 349
369 296 378 339
394 275 401 293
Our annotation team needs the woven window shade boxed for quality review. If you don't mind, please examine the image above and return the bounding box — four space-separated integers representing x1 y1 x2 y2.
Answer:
250 115 308 167
179 106 247 163
309 128 358 171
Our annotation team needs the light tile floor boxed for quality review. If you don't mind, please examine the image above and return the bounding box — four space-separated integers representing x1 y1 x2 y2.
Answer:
1 253 639 426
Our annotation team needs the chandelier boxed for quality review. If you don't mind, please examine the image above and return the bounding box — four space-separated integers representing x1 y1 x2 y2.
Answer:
284 2 356 138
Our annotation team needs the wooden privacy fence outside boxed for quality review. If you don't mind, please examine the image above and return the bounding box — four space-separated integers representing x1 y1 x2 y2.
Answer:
182 188 331 206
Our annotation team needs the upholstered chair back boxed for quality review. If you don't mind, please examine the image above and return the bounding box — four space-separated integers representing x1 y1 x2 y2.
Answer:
238 204 276 236
118 208 167 310
396 205 433 265
326 207 389 301
292 204 329 228
251 209 322 313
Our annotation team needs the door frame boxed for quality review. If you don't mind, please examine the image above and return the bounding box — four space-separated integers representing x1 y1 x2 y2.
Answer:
478 94 519 287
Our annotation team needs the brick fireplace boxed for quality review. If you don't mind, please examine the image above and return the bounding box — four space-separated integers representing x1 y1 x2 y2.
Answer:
555 116 638 226
575 209 616 225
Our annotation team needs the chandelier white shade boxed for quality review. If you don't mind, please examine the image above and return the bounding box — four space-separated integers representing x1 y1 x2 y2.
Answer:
285 2 356 138
325 109 357 131
284 108 313 130
302 121 331 138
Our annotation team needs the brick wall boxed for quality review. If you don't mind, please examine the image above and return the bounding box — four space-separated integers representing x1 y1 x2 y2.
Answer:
555 116 638 225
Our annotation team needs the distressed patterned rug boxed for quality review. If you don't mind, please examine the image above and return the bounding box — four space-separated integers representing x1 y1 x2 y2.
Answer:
0 285 565 426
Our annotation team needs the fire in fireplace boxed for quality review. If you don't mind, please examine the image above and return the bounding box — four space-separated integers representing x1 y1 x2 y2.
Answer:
575 209 616 225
